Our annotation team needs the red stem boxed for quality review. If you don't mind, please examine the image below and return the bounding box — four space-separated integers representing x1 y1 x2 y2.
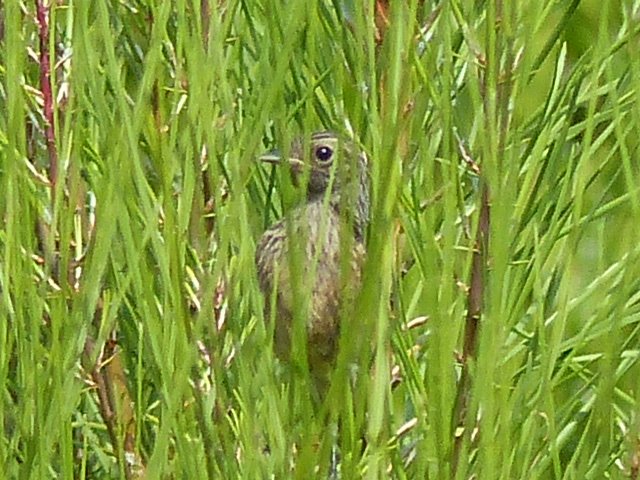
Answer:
35 0 58 195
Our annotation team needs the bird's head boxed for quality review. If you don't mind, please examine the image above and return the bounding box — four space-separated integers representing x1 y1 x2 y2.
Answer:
260 131 370 239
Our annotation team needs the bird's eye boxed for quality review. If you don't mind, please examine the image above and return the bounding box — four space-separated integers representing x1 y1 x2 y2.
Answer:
314 145 334 163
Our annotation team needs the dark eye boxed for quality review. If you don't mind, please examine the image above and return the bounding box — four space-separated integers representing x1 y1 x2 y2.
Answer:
314 145 333 163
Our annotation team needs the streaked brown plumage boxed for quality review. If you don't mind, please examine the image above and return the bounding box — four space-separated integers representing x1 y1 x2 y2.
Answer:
255 131 369 390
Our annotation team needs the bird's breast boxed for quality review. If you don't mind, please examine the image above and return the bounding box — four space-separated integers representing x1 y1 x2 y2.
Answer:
256 200 365 363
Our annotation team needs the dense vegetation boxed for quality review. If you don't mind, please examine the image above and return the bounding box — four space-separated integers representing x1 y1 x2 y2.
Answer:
1 1 639 478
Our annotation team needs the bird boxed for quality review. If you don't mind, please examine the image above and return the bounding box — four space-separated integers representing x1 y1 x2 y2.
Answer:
255 131 370 394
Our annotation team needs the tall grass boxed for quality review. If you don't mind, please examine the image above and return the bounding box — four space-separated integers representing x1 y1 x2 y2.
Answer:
1 0 639 478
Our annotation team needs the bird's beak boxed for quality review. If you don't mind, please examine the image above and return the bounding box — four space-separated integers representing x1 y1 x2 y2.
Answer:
259 150 304 171
259 149 282 164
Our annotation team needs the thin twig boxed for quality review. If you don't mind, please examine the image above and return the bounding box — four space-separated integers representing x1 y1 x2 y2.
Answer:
86 334 146 480
451 182 490 473
201 0 210 45
35 0 58 197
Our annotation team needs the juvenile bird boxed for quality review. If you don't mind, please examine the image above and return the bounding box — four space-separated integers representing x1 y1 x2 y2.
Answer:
255 131 370 393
